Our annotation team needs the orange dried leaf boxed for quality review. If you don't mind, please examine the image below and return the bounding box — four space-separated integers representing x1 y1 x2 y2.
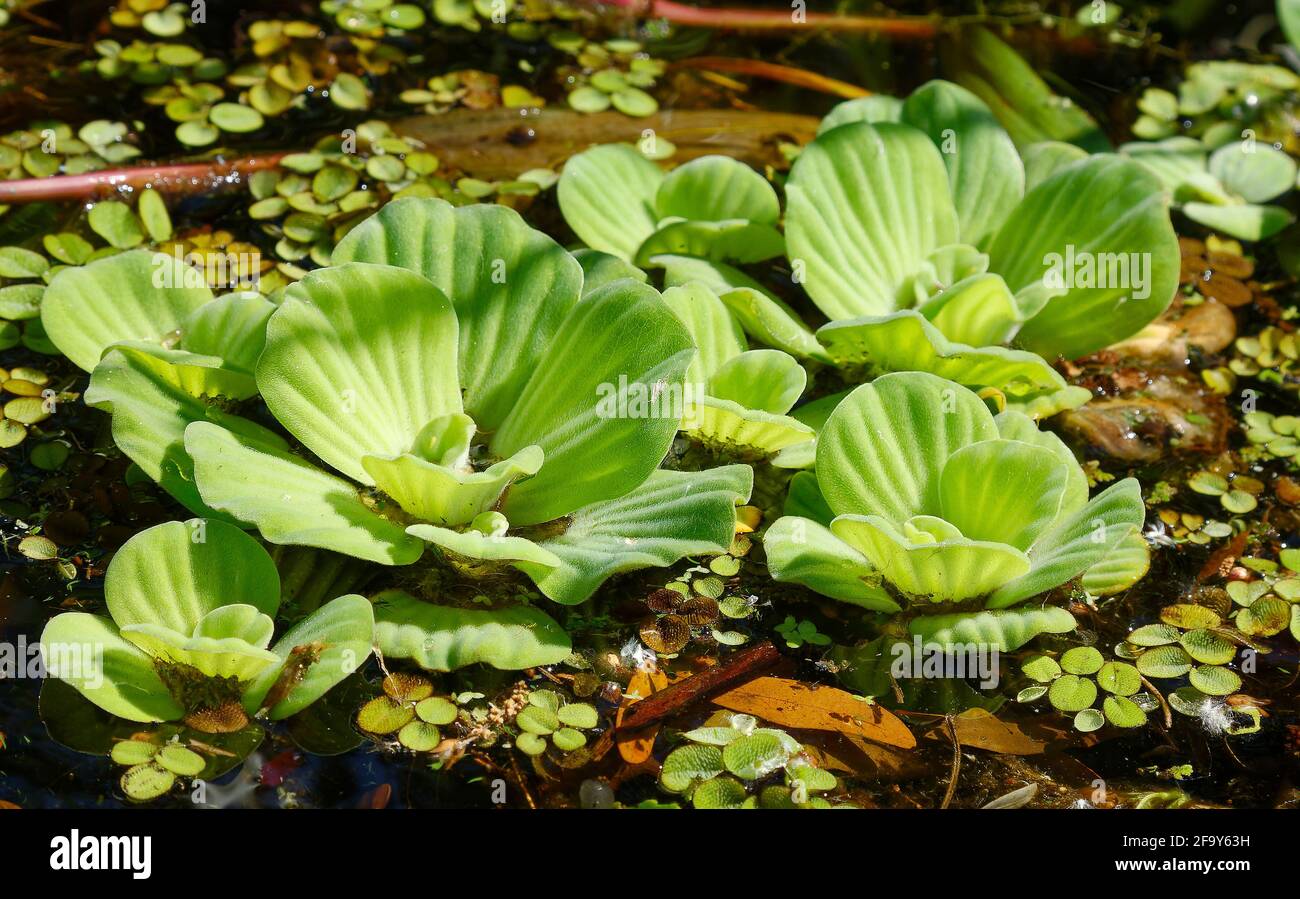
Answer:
615 668 669 765
711 676 916 749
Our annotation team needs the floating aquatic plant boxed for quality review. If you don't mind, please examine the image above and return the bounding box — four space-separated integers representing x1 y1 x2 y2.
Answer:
42 198 750 612
1017 647 1152 732
786 81 1179 409
658 711 846 809
766 371 1148 651
39 518 374 728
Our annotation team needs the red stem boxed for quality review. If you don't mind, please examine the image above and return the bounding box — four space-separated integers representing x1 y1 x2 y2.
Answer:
597 0 941 38
0 154 286 205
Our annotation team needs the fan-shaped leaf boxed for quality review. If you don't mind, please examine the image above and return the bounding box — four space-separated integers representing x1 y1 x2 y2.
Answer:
557 143 662 260
655 155 780 224
763 515 899 611
908 605 1076 651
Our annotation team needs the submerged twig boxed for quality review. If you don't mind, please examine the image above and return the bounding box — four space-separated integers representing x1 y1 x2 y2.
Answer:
940 716 961 809
616 640 781 732
1140 674 1173 729
672 57 870 98
594 0 941 38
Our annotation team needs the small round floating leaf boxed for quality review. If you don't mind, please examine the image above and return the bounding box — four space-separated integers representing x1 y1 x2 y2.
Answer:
43 233 93 265
137 188 173 242
552 728 587 751
31 441 69 471
1102 695 1146 728
569 86 612 113
1135 644 1193 679
1159 604 1222 630
1188 665 1241 696
383 672 433 702
1237 596 1292 636
527 689 561 712
87 201 143 249
210 103 264 134
1016 685 1048 702
357 696 415 734
722 731 791 780
0 420 26 448
156 744 205 776
330 73 370 110
1168 686 1213 717
516 704 558 735
692 775 748 809
709 555 740 577
110 739 159 766
0 246 49 279
1047 674 1097 712
1178 629 1236 665
415 696 458 725
5 396 49 424
0 285 43 321
121 763 175 801
556 702 598 729
1187 470 1228 495
640 615 689 654
1021 654 1061 683
1096 661 1141 696
176 120 219 147
1073 708 1105 732
788 764 837 793
1221 490 1257 514
397 720 441 751
693 575 724 599
1060 646 1104 675
19 535 57 560
611 88 658 117
682 726 743 745
516 732 547 756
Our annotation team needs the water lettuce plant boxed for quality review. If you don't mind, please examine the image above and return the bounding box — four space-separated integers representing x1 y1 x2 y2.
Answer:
784 81 1179 414
39 518 373 728
39 198 752 610
1121 135 1297 241
765 371 1148 650
662 280 813 460
557 144 785 268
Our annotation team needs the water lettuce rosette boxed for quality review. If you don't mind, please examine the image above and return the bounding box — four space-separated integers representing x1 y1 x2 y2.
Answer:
765 371 1149 651
39 519 373 728
782 80 1181 420
39 198 752 610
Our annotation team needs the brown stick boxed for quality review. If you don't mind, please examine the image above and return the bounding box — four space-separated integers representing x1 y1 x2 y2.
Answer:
616 640 782 732
0 153 286 205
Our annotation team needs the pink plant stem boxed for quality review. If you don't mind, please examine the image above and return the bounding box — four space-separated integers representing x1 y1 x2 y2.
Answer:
0 154 286 205
595 0 941 38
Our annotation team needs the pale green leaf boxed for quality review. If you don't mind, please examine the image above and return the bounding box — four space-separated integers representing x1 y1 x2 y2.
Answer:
655 155 780 224
557 143 662 260
907 605 1076 651
763 515 899 611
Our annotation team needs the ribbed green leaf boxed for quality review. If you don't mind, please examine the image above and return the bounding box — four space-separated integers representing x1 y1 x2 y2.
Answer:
907 605 1076 651
918 274 1022 346
185 421 424 565
1081 528 1150 596
816 371 997 522
106 518 279 634
817 95 903 133
987 479 1146 607
939 439 1071 550
243 594 375 719
40 613 184 723
179 291 274 374
517 465 752 605
41 249 213 372
493 279 694 526
831 514 1031 602
816 312 1090 420
658 254 826 360
635 219 785 267
361 445 542 527
85 344 280 517
901 80 1024 246
372 589 571 671
656 155 780 224
763 515 899 611
785 122 960 320
557 143 662 260
990 156 1179 360
1022 141 1088 190
708 349 805 415
332 198 583 429
120 622 280 681
258 262 462 485
684 397 813 459
661 281 745 386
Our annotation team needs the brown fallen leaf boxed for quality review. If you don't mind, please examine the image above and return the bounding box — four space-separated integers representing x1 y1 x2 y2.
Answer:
800 731 931 780
615 667 669 765
712 676 916 749
918 709 1047 755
